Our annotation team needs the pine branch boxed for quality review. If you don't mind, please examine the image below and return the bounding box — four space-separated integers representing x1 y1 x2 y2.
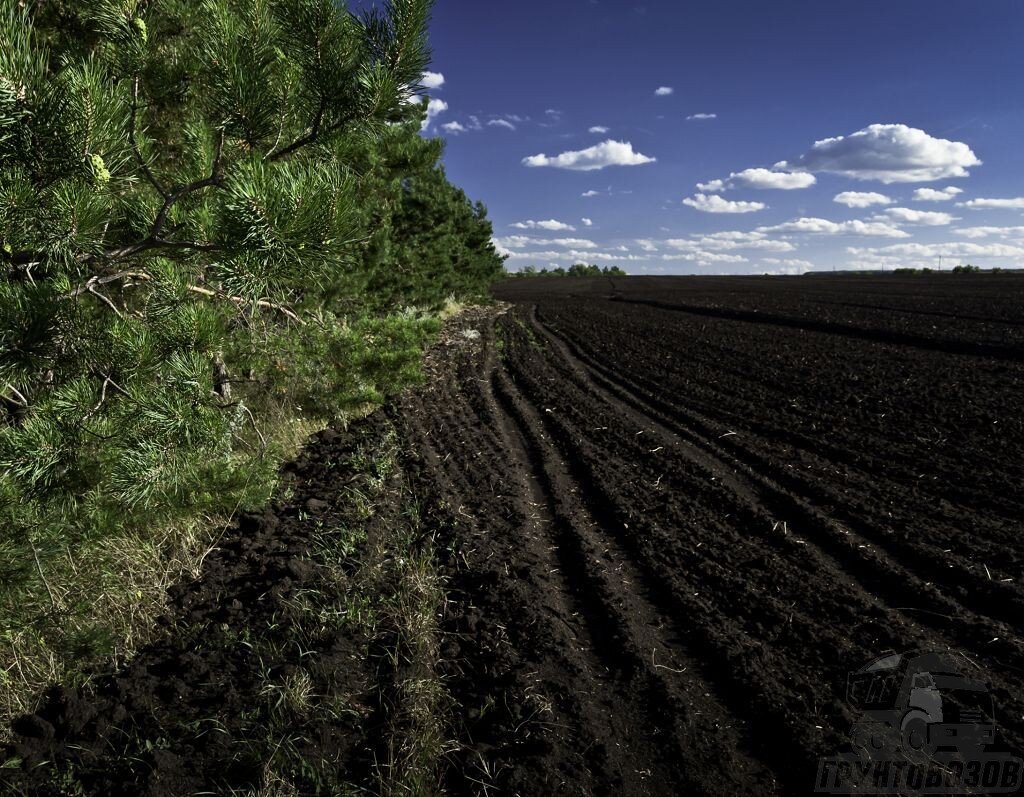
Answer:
6 131 230 270
98 237 221 262
65 270 306 324
185 283 306 325
147 129 226 240
266 98 326 162
87 283 123 317
129 76 169 200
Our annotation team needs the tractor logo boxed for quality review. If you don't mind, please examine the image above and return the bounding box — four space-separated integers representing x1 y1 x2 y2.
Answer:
816 649 1023 794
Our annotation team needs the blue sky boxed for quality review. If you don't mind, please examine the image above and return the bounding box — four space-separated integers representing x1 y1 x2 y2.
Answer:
417 1 1024 274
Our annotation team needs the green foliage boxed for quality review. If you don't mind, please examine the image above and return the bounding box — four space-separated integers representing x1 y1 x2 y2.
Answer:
511 263 627 278
952 263 982 274
0 0 502 715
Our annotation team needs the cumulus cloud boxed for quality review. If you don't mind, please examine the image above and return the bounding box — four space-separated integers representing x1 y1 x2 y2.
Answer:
420 71 445 90
523 140 656 171
655 86 675 96
849 242 1024 259
581 190 602 197
777 124 981 183
589 126 610 134
761 261 815 276
698 168 816 192
495 236 598 249
487 118 516 131
636 239 659 252
660 252 749 265
687 113 717 121
959 197 1024 209
441 121 466 134
582 218 593 227
504 249 645 262
913 186 963 202
510 219 576 231
954 226 1024 238
881 208 957 226
757 217 910 238
833 191 894 208
682 193 767 214
421 98 448 131
696 179 727 192
665 231 796 253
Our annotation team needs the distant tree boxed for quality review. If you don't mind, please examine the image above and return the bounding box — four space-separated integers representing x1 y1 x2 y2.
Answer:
511 263 628 278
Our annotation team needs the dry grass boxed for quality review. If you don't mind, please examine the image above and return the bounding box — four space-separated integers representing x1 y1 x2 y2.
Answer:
0 411 325 743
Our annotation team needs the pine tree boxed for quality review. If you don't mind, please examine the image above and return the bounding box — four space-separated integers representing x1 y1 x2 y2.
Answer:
0 0 500 690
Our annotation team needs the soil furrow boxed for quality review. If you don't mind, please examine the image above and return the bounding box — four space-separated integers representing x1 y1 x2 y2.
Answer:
492 304 1024 786
608 296 1024 362
535 306 1024 636
490 365 782 795
528 307 1024 661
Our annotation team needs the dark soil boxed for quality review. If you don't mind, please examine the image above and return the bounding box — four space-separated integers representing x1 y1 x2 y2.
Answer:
1 419 402 796
5 274 1023 796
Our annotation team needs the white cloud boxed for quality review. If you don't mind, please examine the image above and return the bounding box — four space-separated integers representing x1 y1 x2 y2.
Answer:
757 217 910 238
581 190 602 197
589 126 610 134
763 258 816 271
849 242 1024 259
636 239 659 252
696 179 727 193
487 118 516 131
881 207 957 226
959 197 1024 210
581 218 593 227
698 168 816 192
495 236 598 249
491 239 513 258
421 98 448 131
687 113 717 121
682 193 767 214
523 140 656 171
441 121 466 134
665 232 795 253
833 191 894 208
660 252 749 264
913 186 963 202
655 86 675 96
953 226 1024 239
778 124 981 183
504 249 645 262
420 71 445 90
510 219 576 231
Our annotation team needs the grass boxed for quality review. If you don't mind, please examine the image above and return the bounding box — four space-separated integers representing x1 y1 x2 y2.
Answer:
335 426 450 795
0 410 322 742
0 302 459 746
1 302 476 795
223 421 450 796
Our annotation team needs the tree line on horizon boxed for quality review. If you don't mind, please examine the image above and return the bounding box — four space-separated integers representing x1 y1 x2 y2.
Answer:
511 263 628 278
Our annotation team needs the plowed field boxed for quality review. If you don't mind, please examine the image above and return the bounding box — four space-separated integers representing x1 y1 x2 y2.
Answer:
4 274 1022 796
400 274 1024 795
